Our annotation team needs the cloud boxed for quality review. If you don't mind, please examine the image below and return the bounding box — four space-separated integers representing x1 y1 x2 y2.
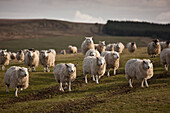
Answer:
156 12 170 22
74 11 105 23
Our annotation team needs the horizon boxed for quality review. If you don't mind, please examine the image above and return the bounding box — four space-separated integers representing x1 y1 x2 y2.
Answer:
0 0 170 24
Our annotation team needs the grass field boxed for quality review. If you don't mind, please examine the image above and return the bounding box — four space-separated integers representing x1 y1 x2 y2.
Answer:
0 36 152 52
0 46 170 112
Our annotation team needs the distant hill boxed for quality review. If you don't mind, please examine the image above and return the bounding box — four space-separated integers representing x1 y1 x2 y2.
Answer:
103 20 170 40
0 19 104 40
0 19 169 41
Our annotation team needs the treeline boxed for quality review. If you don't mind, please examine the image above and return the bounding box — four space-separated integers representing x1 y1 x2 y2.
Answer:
103 20 170 40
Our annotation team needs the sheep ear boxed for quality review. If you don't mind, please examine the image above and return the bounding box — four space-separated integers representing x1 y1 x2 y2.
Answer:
65 64 69 68
74 63 78 67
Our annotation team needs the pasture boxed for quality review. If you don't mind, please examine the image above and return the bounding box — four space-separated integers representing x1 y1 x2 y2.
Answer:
0 36 170 112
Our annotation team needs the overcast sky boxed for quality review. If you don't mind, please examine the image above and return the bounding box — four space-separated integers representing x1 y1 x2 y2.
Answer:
0 0 170 24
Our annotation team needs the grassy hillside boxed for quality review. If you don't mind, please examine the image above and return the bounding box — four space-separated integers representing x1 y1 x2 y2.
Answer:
0 19 103 41
0 35 152 52
0 47 170 112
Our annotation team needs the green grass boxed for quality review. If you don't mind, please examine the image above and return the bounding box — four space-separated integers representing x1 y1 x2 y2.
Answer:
0 36 152 52
0 47 169 113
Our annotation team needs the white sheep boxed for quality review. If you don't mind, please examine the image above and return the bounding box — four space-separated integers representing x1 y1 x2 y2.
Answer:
101 51 119 76
160 48 170 71
147 39 161 57
68 45 77 54
83 56 106 84
126 42 137 53
24 49 39 72
81 37 95 55
0 50 10 70
125 59 153 88
10 52 16 60
16 50 24 62
94 41 106 54
4 66 29 97
160 41 170 51
60 49 66 55
48 49 56 57
85 49 100 57
114 42 124 53
106 44 115 51
53 63 77 92
40 50 55 72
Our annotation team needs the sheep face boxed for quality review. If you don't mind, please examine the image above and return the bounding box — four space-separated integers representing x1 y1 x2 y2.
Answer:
19 67 29 77
97 57 105 66
85 37 93 43
1 50 7 56
65 64 76 73
100 41 105 46
143 60 153 70
112 52 119 59
28 51 34 57
153 39 159 45
90 52 96 56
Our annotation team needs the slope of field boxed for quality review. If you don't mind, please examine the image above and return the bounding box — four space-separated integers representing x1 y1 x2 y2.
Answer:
0 47 170 112
0 19 103 41
0 35 152 52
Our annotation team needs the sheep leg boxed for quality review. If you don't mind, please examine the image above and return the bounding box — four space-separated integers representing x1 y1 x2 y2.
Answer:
15 87 18 97
68 81 71 92
96 75 99 84
144 78 149 87
165 65 168 71
32 67 36 72
44 67 46 72
107 69 110 77
129 79 133 88
6 84 9 92
59 82 64 92
64 82 68 90
47 67 50 72
2 65 5 71
28 67 31 72
141 79 144 88
85 75 88 83
113 68 116 75
91 75 95 81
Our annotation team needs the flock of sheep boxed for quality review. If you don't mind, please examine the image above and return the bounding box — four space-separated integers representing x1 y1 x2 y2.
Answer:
0 37 170 97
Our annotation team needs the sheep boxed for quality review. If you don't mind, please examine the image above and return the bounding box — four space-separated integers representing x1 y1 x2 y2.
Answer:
106 44 115 51
126 42 137 53
16 50 24 62
160 41 170 51
83 56 106 84
85 49 100 57
10 52 16 60
101 51 119 76
53 63 78 92
68 45 77 54
160 48 170 71
114 42 124 53
4 66 29 97
48 49 56 57
0 49 10 70
147 39 161 57
81 37 95 55
60 49 66 55
125 59 153 88
24 49 39 72
40 50 55 72
94 41 106 54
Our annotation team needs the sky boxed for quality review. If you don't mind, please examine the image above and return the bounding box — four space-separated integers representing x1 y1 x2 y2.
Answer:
0 0 170 24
